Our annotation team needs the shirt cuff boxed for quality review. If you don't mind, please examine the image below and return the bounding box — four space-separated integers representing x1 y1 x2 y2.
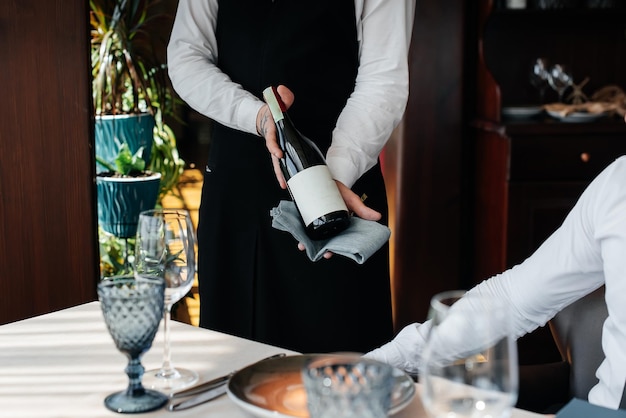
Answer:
326 154 360 188
363 322 425 375
236 96 265 136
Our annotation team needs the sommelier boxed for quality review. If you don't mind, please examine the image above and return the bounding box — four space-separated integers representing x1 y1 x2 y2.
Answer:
167 0 415 353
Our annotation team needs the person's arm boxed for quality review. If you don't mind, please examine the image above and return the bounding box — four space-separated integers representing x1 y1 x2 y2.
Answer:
366 156 617 372
326 0 416 189
166 0 263 136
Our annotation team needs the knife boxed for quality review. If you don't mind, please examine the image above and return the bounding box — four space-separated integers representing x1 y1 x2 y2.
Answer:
167 382 229 411
169 353 286 399
169 372 232 399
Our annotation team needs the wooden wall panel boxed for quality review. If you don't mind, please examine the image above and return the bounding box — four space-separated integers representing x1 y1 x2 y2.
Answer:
0 0 98 324
385 0 468 330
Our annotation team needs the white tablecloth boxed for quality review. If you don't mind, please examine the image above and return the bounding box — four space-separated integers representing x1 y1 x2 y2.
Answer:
0 302 545 418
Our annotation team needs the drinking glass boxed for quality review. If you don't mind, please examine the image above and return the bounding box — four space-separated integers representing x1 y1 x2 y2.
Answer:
419 290 518 418
529 58 550 103
135 209 198 391
302 354 395 418
98 275 167 413
547 64 573 103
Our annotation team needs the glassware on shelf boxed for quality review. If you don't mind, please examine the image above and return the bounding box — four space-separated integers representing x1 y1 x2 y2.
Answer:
529 58 550 103
504 0 527 9
534 0 578 9
585 0 618 8
547 64 573 103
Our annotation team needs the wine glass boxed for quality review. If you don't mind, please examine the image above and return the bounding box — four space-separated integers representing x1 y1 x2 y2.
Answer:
419 290 518 418
135 209 198 391
98 275 167 413
547 64 573 103
529 58 550 103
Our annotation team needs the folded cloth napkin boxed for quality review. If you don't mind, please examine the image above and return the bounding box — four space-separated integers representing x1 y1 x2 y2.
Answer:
270 200 391 264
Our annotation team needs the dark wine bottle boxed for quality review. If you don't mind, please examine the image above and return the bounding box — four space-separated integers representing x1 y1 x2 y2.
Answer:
262 86 350 240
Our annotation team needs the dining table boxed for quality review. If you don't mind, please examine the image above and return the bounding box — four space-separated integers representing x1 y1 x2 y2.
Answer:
0 301 546 418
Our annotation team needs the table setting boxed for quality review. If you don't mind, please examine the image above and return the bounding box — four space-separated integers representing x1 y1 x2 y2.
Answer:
0 298 546 418
0 207 548 418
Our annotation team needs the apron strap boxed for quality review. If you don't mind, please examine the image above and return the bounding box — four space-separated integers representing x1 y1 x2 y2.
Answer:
619 379 626 410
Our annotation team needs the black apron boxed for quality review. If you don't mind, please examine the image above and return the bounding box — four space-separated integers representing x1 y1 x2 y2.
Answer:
197 0 393 353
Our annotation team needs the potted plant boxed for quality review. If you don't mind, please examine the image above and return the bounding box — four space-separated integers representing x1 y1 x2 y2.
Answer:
90 0 185 276
96 143 161 239
90 0 184 198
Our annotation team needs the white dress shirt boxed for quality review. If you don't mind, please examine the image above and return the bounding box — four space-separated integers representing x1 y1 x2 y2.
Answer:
366 155 626 410
167 0 415 188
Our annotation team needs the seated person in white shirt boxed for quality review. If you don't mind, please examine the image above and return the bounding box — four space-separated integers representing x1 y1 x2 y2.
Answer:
365 154 626 411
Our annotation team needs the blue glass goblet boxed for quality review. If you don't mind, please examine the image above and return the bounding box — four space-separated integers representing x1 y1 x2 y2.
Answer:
98 275 168 413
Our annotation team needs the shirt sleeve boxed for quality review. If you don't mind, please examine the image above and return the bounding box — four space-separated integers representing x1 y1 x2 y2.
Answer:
466 160 609 340
586 156 626 409
166 0 263 136
326 0 416 187
366 157 624 377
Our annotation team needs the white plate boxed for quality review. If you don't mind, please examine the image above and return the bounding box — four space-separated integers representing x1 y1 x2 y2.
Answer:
227 354 416 418
501 106 544 118
547 110 606 123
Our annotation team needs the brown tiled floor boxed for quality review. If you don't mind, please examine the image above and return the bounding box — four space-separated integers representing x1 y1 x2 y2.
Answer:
160 169 203 326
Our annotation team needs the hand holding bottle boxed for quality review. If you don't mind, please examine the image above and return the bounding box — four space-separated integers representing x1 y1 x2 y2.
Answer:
335 181 381 222
298 182 382 259
257 85 381 219
257 85 293 189
259 85 382 252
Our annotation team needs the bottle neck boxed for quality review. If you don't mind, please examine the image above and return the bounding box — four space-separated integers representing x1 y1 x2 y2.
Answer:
262 86 286 123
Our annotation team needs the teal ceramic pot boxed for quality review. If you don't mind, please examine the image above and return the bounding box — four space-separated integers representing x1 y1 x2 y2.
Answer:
95 114 155 173
96 173 161 238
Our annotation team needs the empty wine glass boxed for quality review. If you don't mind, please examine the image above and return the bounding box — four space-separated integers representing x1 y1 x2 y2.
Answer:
98 275 167 413
135 209 198 391
419 290 518 418
548 64 573 103
529 58 550 103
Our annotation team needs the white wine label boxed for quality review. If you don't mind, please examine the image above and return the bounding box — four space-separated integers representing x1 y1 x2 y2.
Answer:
288 165 348 226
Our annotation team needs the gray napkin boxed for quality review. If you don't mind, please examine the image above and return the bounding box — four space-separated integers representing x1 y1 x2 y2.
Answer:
270 200 391 264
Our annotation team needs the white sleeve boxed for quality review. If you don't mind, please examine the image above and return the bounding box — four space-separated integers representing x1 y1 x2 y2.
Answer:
326 0 416 187
365 156 615 373
363 322 428 374
166 0 263 136
448 173 607 352
586 156 626 409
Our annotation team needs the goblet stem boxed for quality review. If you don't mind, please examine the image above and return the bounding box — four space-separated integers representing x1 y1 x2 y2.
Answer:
160 304 176 377
123 238 132 273
125 355 147 397
143 300 198 389
105 354 168 413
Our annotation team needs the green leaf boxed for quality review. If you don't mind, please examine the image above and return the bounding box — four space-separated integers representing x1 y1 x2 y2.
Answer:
114 143 145 175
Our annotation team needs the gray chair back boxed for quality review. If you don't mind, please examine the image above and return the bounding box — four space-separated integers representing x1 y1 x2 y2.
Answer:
548 286 607 400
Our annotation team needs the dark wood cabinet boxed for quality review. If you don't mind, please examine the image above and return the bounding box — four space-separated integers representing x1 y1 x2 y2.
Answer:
476 121 626 276
474 0 626 280
473 0 626 363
